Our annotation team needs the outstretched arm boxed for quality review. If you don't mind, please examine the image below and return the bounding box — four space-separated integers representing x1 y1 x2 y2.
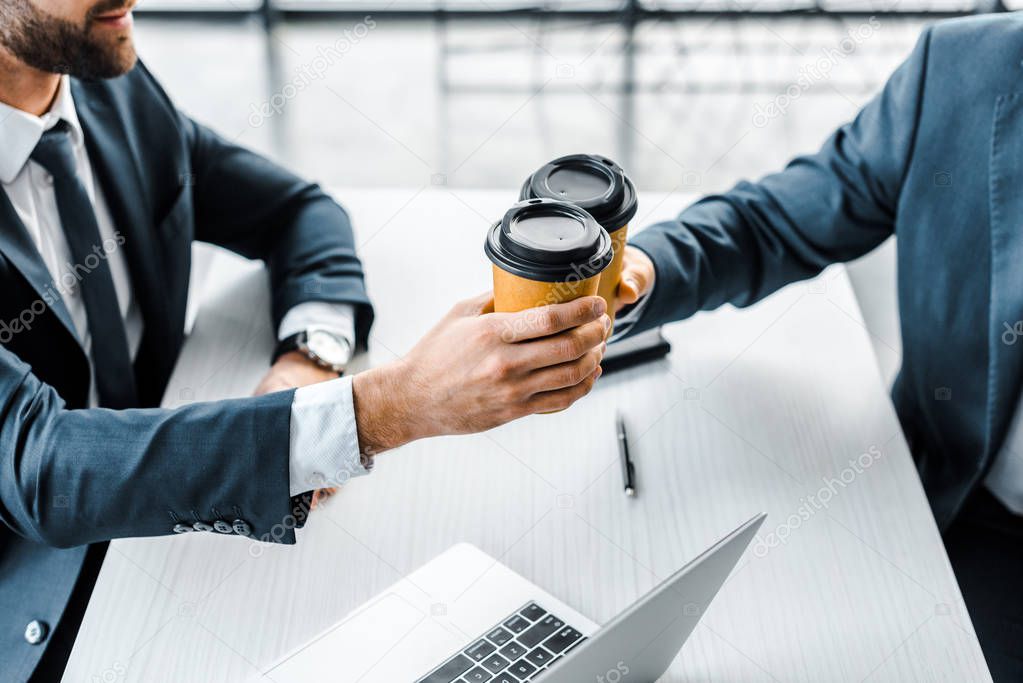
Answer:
0 296 610 548
0 345 297 548
618 28 932 337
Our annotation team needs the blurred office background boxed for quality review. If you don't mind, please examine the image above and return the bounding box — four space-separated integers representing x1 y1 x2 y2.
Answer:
134 0 1011 193
136 0 1013 382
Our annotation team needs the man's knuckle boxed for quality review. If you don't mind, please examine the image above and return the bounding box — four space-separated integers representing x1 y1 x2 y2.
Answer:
499 380 522 401
540 308 564 331
527 308 547 331
489 364 509 381
473 325 498 348
583 321 604 345
549 366 573 388
487 357 514 380
571 330 591 355
552 338 574 359
480 316 503 337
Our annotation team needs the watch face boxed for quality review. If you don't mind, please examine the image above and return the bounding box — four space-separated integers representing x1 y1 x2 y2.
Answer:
306 329 352 368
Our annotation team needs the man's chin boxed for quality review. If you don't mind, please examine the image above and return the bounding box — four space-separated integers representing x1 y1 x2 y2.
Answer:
73 40 138 79
115 48 138 76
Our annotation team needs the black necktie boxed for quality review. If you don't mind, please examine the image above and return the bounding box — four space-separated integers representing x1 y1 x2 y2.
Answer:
30 121 138 408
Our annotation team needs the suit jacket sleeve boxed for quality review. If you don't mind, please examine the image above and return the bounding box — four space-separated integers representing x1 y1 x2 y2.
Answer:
0 346 303 548
178 110 374 349
626 27 932 338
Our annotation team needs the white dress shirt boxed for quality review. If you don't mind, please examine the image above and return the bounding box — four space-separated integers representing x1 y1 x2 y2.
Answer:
986 401 1023 514
606 285 652 344
0 76 368 498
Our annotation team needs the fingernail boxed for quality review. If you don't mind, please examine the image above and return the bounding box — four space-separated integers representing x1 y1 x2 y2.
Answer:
595 366 603 378
600 342 607 354
602 315 612 332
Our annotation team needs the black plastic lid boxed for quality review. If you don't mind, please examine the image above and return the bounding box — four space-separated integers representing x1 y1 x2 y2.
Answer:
485 198 613 283
520 154 638 231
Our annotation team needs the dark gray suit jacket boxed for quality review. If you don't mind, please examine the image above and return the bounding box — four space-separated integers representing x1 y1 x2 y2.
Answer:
0 63 373 679
627 14 1023 531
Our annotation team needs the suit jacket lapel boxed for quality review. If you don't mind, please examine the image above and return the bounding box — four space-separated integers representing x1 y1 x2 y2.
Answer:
985 91 1023 459
71 80 175 383
71 79 156 299
0 191 79 342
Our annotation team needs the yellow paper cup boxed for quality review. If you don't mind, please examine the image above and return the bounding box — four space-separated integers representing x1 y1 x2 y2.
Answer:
486 199 613 413
492 265 602 314
486 199 613 314
519 154 637 333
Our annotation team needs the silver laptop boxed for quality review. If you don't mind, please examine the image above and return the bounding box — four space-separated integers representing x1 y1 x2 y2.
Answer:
260 513 765 683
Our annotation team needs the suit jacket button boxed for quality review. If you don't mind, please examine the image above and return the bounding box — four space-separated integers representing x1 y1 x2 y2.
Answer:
232 519 252 536
25 620 48 645
213 520 233 534
193 522 214 532
173 523 193 534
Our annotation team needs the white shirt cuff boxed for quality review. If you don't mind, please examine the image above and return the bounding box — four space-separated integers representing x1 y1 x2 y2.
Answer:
289 375 370 497
609 289 653 343
278 302 356 345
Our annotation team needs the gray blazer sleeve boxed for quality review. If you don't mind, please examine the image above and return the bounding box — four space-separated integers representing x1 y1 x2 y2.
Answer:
625 27 931 337
0 345 300 548
179 111 375 349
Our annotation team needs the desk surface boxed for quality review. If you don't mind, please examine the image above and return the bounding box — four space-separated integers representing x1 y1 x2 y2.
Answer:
64 189 990 682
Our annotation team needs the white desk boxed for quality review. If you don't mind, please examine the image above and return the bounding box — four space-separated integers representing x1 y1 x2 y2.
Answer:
64 189 990 682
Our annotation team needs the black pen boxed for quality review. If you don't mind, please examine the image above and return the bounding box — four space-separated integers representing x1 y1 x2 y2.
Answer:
617 412 636 497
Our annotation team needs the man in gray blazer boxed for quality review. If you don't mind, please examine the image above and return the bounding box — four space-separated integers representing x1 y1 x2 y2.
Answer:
615 14 1023 680
0 1 610 680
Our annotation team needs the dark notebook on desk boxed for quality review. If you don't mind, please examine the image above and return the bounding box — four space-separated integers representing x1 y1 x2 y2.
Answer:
602 327 671 375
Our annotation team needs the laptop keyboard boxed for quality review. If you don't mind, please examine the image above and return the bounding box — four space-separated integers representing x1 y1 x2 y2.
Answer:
416 602 587 683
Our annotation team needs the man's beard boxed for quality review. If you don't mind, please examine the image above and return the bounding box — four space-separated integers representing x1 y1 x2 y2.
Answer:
0 0 137 79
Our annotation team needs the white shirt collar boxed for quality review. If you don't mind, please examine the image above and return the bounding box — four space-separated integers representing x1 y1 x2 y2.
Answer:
0 76 85 185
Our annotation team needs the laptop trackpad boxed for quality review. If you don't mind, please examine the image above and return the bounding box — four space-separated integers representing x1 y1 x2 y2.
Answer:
262 592 456 682
258 544 599 682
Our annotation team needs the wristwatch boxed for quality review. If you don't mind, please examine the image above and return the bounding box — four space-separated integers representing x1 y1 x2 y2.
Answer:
274 326 352 374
